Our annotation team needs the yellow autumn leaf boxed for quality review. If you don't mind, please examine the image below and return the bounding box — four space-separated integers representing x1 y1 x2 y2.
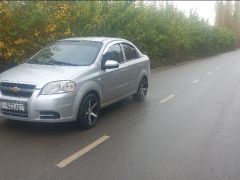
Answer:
46 24 57 33
64 28 71 35
0 41 4 48
6 52 12 57
14 39 27 45
34 31 40 37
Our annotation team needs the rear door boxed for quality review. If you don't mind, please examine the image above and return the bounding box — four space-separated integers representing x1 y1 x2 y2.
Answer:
121 43 142 93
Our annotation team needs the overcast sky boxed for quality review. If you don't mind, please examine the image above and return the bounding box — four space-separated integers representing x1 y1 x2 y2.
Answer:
172 1 216 25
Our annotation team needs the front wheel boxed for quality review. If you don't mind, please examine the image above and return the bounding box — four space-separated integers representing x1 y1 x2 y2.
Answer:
133 77 148 101
77 94 100 129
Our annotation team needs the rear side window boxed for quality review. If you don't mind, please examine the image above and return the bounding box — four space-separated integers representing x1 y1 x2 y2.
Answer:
103 44 124 63
122 43 139 61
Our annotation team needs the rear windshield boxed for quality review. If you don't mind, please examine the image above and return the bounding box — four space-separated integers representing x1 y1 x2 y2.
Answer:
27 40 103 66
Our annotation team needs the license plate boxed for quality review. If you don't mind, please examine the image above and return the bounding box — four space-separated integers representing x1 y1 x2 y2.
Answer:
0 100 26 112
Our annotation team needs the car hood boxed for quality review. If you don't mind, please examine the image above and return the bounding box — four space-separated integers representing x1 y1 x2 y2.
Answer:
0 63 89 88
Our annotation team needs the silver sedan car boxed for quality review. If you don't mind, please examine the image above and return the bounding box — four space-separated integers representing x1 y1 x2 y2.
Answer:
0 37 150 128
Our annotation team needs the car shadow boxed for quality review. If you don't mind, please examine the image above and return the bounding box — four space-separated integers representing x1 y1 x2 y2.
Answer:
0 97 148 135
1 119 79 135
99 97 148 125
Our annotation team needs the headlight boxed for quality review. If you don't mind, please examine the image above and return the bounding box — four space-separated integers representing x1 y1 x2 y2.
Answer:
41 81 76 95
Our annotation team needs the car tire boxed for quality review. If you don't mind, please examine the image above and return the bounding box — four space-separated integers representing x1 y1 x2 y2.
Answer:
133 77 148 101
77 93 100 129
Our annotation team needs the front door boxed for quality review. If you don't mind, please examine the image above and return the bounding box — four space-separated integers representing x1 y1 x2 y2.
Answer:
101 43 127 105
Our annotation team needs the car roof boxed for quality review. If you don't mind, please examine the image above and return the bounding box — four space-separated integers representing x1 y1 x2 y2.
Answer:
59 37 126 44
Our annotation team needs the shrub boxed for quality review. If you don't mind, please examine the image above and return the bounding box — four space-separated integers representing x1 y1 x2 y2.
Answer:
0 1 237 69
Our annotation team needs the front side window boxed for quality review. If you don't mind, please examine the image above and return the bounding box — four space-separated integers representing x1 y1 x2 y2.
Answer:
122 43 139 61
102 44 124 63
27 40 103 66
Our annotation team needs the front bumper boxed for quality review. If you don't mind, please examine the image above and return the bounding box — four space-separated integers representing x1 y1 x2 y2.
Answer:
0 89 77 123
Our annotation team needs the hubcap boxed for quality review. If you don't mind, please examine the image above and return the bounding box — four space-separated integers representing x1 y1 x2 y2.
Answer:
140 79 148 98
84 98 99 125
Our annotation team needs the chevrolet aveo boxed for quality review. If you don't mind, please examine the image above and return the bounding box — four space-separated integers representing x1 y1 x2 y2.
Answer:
0 37 150 128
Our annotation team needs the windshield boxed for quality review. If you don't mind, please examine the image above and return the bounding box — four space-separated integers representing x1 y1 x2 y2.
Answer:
27 40 103 66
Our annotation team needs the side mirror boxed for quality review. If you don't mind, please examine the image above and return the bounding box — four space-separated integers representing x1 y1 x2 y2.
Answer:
103 60 119 70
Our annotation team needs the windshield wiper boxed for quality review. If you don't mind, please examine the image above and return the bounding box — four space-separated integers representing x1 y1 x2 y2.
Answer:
46 59 78 66
28 59 78 66
28 60 50 65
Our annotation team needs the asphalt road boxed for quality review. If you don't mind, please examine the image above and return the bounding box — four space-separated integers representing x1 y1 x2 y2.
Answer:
1 50 240 180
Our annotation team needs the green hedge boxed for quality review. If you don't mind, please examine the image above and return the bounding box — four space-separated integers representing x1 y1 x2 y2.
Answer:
0 1 237 69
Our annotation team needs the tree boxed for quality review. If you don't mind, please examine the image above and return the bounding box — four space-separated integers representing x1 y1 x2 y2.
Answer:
233 1 240 37
215 1 240 44
223 1 234 30
215 1 225 27
0 1 237 68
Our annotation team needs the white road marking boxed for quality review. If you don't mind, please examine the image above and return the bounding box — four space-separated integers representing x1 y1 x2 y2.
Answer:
206 72 212 76
56 135 110 168
160 94 175 104
192 80 199 84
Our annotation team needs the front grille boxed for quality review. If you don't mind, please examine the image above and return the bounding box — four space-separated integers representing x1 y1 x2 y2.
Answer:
1 109 28 118
0 82 36 98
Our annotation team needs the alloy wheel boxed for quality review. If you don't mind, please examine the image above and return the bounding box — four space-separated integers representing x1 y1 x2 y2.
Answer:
140 78 148 98
84 98 99 126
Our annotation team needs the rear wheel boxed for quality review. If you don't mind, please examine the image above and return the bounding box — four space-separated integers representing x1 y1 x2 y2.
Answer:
77 94 100 129
133 77 148 101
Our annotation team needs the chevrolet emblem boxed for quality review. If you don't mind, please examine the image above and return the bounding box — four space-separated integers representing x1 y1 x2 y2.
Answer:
9 87 20 93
